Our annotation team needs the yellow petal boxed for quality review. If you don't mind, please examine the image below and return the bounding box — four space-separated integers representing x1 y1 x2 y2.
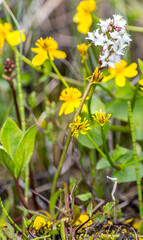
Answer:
139 79 143 86
0 35 5 55
59 102 67 116
123 63 138 78
64 102 75 115
102 74 114 83
31 47 43 54
6 30 25 46
117 60 127 68
115 74 126 87
77 13 92 34
32 52 47 66
54 50 67 59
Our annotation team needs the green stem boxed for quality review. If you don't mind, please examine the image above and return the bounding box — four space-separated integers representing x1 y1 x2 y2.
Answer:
0 197 28 240
50 60 69 88
126 25 143 33
50 79 93 197
88 84 95 121
91 13 100 23
15 50 29 203
86 133 106 159
110 125 130 133
83 60 91 76
101 127 121 170
128 101 143 228
31 236 50 240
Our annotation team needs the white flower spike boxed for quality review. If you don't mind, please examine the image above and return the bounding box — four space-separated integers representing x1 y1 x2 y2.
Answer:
86 14 131 68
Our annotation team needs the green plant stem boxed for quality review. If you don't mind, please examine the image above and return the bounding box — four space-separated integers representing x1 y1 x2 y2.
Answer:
110 125 130 133
128 101 143 227
88 84 95 121
31 236 50 240
91 13 100 23
15 50 29 204
83 60 91 76
50 79 93 196
86 133 106 159
9 80 22 129
101 127 121 170
126 25 143 32
50 60 69 88
0 197 28 240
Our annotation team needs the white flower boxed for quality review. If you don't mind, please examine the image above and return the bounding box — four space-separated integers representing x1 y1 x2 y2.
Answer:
86 14 131 68
98 18 111 33
113 14 126 28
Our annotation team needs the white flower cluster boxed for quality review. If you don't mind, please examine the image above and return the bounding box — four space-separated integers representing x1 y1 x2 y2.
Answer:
87 14 132 68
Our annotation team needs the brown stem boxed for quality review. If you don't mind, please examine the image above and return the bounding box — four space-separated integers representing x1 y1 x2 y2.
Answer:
14 178 31 211
9 81 22 129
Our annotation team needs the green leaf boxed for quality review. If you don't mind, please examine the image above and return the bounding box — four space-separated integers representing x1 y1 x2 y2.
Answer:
13 125 36 178
106 99 128 121
115 80 134 99
0 146 15 177
76 192 93 202
112 163 143 183
49 190 63 214
96 157 110 170
138 58 143 73
103 202 114 215
87 202 93 218
90 94 105 114
0 118 24 158
78 122 109 149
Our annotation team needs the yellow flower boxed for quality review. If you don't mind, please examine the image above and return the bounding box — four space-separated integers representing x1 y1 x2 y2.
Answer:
93 109 111 126
77 43 90 63
88 67 103 84
102 60 138 87
69 116 91 138
73 0 96 34
33 216 52 230
31 37 66 66
74 212 93 227
0 22 25 55
33 216 47 230
59 87 87 116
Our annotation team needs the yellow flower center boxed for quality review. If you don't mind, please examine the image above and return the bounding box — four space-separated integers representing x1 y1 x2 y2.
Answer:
36 37 58 52
59 88 82 102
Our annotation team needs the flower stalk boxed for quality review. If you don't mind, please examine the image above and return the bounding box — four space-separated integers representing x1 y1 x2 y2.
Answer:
128 101 143 232
50 78 93 196
49 59 69 88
